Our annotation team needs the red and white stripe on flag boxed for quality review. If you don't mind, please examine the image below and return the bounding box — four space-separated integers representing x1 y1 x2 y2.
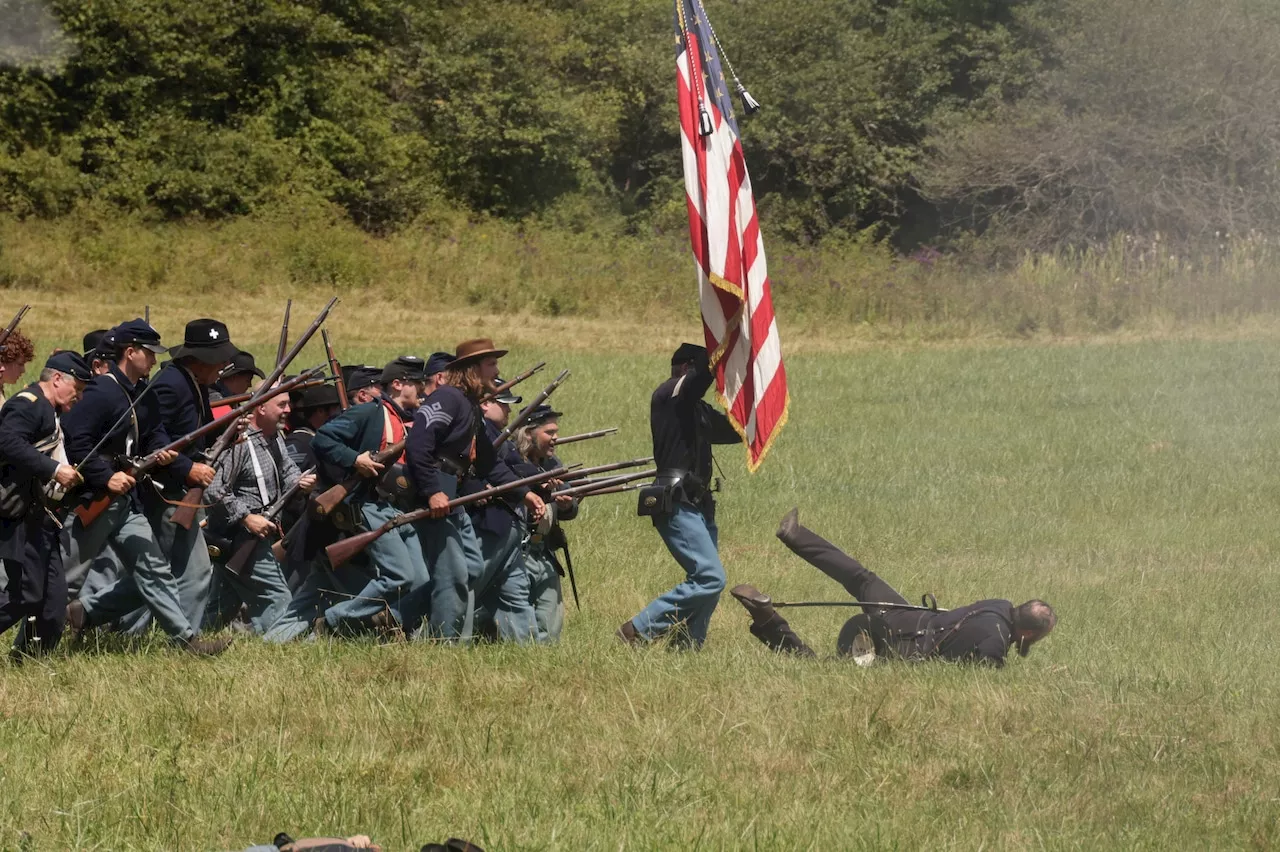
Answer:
675 2 789 472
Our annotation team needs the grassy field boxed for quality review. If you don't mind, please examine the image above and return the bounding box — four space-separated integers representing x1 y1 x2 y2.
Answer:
3 321 1280 849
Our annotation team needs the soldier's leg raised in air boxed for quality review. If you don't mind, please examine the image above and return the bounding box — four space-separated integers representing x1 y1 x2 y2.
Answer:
775 508 908 606
79 502 194 642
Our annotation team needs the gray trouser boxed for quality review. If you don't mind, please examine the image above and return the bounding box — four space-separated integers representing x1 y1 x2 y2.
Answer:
65 498 194 641
211 537 291 635
144 494 213 633
403 510 483 642
524 543 564 644
324 501 429 631
467 523 535 644
264 554 371 643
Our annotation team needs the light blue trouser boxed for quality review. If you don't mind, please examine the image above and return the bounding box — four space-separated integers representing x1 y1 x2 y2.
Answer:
468 524 535 644
404 510 482 642
67 499 194 642
324 501 429 631
144 495 213 633
263 553 372 643
211 537 291 635
631 502 725 648
524 543 564 644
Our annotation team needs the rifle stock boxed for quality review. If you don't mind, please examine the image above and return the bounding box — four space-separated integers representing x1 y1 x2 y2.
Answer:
223 466 314 575
171 297 338 529
325 464 573 568
311 438 405 516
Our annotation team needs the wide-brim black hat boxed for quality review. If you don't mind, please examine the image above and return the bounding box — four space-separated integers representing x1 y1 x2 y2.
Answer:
222 350 266 379
168 318 238 364
294 383 342 410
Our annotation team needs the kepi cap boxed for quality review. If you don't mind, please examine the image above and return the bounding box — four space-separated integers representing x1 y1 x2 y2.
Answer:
112 319 167 354
381 355 427 385
45 350 93 382
489 377 522 406
524 404 561 426
345 365 382 394
425 352 453 376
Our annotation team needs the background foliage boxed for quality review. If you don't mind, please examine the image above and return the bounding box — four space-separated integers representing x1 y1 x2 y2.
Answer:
9 0 1261 247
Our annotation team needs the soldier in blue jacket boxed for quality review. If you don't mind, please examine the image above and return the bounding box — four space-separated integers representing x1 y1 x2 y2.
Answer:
0 351 90 657
139 317 238 633
514 405 578 644
62 319 231 655
267 361 428 639
620 343 739 649
731 508 1056 666
401 339 506 642
460 383 542 643
313 357 428 634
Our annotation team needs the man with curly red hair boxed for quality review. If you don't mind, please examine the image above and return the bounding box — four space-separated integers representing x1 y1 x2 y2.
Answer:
0 329 35 406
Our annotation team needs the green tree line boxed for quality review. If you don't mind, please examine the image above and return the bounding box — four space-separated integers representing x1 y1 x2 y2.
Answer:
1 0 1277 251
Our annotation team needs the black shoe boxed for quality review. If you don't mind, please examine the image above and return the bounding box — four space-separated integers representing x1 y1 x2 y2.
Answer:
730 583 776 622
180 636 233 656
776 507 800 541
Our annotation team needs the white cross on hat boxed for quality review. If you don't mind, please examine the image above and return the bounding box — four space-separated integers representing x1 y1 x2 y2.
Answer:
209 328 220 339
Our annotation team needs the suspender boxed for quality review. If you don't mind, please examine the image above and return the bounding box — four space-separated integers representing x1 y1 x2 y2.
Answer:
102 373 140 455
245 433 282 508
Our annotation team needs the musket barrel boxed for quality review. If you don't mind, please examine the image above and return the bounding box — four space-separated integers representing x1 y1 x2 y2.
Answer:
494 369 571 448
325 464 574 568
557 468 657 499
553 428 618 446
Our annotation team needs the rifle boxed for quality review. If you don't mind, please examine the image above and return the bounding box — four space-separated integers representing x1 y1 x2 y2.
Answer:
0 305 31 352
553 427 618 446
555 468 657 500
223 466 315 575
310 434 406 517
321 329 350 410
275 299 292 368
216 377 331 408
493 369 570 448
326 464 574 569
72 372 318 527
481 361 546 402
557 457 653 482
144 305 150 325
576 480 647 497
170 297 338 529
314 369 570 517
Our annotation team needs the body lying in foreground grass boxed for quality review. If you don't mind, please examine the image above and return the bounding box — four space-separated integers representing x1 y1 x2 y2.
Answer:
4 337 1280 850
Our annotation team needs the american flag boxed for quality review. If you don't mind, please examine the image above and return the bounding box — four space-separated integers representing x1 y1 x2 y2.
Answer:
675 0 788 472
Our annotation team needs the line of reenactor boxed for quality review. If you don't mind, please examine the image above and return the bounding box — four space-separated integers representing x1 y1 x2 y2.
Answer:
0 304 643 659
